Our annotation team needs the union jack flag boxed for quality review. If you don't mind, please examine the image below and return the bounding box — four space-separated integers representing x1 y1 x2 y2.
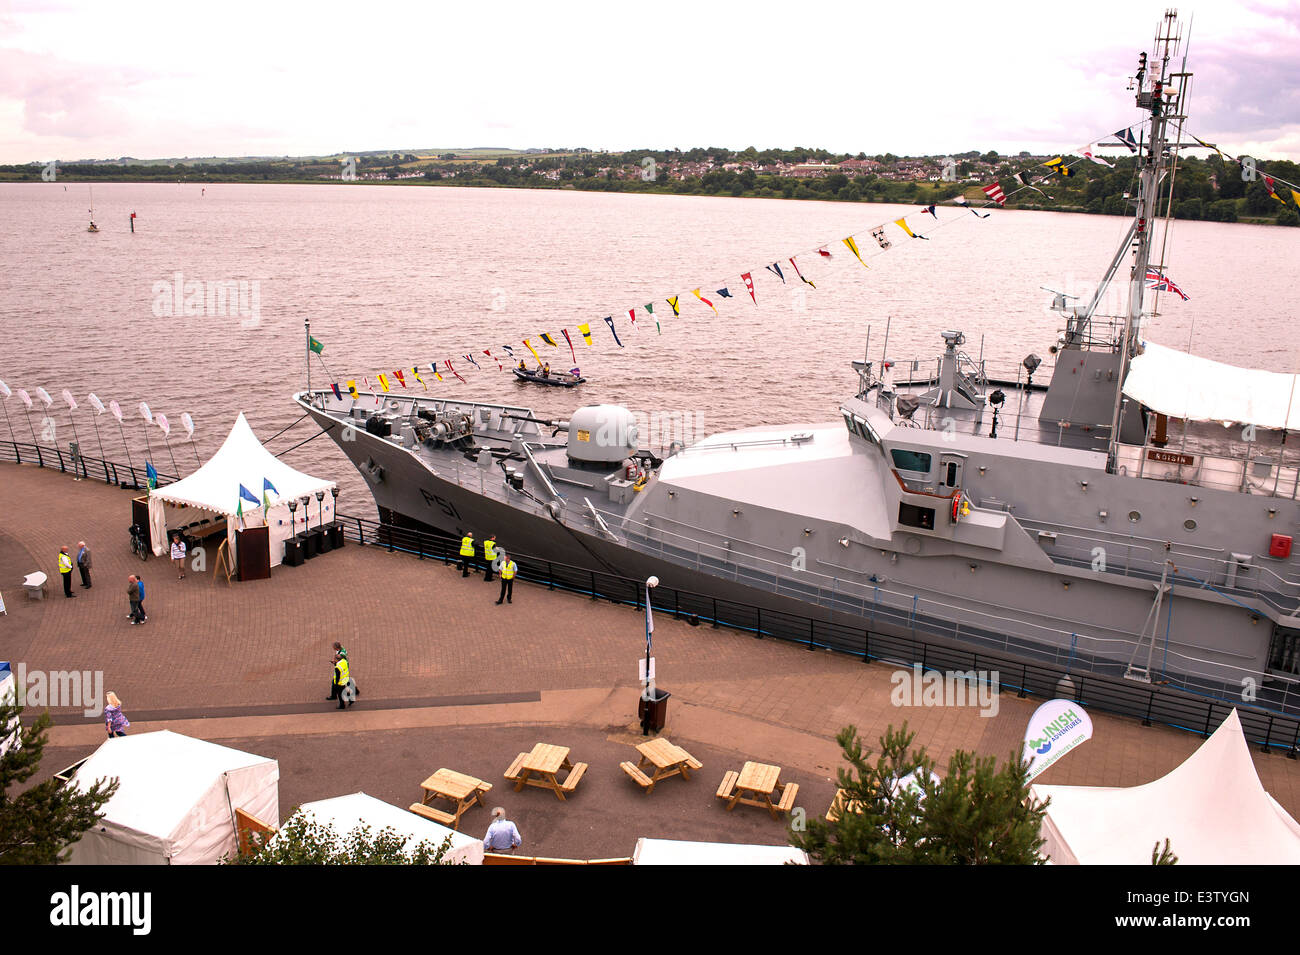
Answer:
1145 268 1189 301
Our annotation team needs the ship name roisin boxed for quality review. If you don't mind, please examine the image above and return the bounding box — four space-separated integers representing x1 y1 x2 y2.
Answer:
1147 449 1194 466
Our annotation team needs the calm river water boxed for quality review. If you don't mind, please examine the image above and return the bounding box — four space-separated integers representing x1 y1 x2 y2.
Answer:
2 182 1297 513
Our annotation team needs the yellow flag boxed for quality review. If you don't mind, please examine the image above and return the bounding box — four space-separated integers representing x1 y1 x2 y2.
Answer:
524 339 541 364
667 295 680 316
578 323 593 345
377 373 390 392
411 367 426 391
842 236 869 269
346 380 359 399
894 218 917 239
691 289 717 316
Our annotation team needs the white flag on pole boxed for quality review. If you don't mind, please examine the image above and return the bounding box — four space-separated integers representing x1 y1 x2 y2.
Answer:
87 393 105 415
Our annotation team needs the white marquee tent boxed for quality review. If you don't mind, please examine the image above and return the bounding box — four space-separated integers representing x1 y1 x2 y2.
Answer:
66 731 280 865
1032 710 1300 865
631 838 809 865
284 793 484 865
147 412 336 568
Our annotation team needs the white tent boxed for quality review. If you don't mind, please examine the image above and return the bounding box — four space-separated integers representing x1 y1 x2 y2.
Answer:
632 838 808 865
1032 710 1300 865
0 662 17 758
1124 340 1300 429
285 793 484 865
147 412 336 567
66 730 279 865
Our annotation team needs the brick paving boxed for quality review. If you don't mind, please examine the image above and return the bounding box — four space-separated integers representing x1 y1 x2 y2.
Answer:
6 460 1300 858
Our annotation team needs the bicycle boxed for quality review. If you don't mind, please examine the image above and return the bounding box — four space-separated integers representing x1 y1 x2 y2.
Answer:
129 524 149 561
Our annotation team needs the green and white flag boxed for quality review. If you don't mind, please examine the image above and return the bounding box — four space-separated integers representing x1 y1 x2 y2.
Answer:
1023 700 1093 781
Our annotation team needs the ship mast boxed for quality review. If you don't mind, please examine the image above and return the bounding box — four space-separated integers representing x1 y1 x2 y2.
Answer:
1105 10 1187 468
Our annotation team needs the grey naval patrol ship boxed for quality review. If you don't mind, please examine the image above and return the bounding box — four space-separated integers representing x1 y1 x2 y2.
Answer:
298 13 1300 712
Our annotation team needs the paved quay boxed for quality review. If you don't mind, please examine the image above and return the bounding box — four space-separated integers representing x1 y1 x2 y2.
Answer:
6 459 1300 859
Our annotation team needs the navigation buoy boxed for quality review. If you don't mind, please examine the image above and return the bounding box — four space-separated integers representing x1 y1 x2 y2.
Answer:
130 211 136 233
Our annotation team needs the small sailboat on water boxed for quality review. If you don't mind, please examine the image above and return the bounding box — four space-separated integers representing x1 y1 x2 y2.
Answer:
87 186 98 232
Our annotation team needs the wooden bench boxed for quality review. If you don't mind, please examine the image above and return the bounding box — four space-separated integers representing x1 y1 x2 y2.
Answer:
504 752 528 782
716 770 739 801
560 762 588 793
620 761 655 791
408 803 458 827
684 756 703 771
776 783 800 815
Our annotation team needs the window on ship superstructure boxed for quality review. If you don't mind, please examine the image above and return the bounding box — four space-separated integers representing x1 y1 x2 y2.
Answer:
891 449 931 474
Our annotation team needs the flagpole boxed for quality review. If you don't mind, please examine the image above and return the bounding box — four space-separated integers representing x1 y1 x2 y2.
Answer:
642 575 658 736
163 432 180 478
113 411 134 472
305 316 311 399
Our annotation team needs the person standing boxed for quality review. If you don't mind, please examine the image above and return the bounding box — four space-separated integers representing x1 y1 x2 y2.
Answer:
58 546 76 598
459 532 475 578
104 692 130 737
136 575 147 622
329 648 354 710
170 533 187 580
495 553 516 605
76 541 93 589
127 575 144 625
483 807 522 854
482 534 497 583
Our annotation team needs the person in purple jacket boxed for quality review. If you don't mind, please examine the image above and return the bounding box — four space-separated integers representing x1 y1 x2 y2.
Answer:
104 692 130 737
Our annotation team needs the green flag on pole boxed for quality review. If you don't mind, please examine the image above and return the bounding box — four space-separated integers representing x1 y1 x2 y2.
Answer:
309 336 325 354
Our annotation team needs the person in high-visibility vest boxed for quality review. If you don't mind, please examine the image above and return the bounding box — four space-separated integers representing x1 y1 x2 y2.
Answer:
58 545 75 598
482 535 497 583
495 553 517 605
330 644 355 709
459 532 475 578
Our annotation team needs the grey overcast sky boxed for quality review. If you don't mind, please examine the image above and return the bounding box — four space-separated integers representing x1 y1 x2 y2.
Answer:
1 0 1297 163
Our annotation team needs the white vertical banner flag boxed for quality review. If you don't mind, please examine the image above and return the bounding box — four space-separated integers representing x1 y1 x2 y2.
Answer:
35 387 53 407
61 389 78 410
17 389 32 410
87 393 105 415
181 413 195 438
109 400 123 421
156 413 170 436
1023 700 1094 782
138 401 153 424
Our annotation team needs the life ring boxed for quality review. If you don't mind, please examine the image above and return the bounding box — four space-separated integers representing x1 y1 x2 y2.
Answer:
951 492 964 523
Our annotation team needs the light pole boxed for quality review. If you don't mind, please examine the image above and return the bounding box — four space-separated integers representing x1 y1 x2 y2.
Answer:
641 575 659 736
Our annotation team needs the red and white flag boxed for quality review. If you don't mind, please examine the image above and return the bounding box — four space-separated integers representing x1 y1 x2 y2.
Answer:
982 183 1006 206
741 271 756 305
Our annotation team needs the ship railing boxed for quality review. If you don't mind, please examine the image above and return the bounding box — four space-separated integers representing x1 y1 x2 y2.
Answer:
335 509 1300 743
1116 436 1300 501
1018 516 1300 616
907 399 1112 450
605 501 1300 699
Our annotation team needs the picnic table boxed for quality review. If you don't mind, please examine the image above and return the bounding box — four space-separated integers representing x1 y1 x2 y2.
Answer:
505 743 588 801
620 737 702 793
408 768 492 830
716 761 800 819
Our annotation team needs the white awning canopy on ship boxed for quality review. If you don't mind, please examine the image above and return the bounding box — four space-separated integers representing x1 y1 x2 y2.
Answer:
146 412 335 564
1031 710 1300 865
1123 340 1300 430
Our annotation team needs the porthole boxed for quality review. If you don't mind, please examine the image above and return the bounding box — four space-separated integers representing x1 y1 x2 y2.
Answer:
1128 510 1141 523
1184 519 1197 531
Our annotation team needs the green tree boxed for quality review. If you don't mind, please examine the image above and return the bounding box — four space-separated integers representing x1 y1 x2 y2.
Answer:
230 813 458 865
1278 206 1300 227
790 723 1048 865
0 702 119 864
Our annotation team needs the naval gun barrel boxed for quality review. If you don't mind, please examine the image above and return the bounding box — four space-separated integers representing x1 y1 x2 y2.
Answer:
502 413 570 431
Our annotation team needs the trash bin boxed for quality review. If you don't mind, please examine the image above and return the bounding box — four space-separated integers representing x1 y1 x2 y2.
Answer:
638 688 671 735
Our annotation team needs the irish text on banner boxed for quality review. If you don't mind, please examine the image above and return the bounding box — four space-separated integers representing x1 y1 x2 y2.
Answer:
1023 700 1094 782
